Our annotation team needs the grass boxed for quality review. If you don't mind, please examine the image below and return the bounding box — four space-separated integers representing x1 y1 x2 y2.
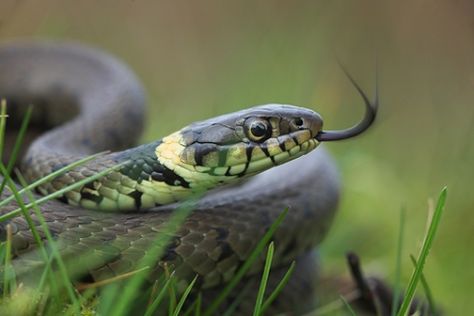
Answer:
291 187 447 316
391 207 406 316
0 102 447 315
395 188 446 316
409 255 436 314
340 295 357 316
252 241 274 316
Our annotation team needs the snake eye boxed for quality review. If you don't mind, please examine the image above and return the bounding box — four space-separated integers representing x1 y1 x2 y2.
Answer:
245 118 271 142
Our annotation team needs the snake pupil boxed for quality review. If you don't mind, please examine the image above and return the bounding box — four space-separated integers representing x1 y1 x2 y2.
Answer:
251 122 267 137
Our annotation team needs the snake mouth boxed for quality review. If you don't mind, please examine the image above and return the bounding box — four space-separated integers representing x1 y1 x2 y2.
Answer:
236 138 319 176
201 129 319 177
160 127 319 178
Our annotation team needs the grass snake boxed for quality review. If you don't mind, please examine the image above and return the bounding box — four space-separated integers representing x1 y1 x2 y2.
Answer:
0 40 377 313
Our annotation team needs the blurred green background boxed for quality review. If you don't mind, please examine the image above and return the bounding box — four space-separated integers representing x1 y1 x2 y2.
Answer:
1 1 472 314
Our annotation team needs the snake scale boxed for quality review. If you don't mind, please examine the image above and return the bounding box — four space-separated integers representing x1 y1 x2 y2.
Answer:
0 41 376 313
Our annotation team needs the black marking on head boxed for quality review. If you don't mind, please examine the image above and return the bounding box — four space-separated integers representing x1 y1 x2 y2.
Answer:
260 146 276 164
128 191 143 209
162 166 190 188
81 182 102 204
218 147 228 166
292 135 300 145
150 161 165 173
260 145 270 158
237 146 253 177
81 191 103 204
151 171 165 182
194 143 217 166
245 146 253 163
279 141 286 152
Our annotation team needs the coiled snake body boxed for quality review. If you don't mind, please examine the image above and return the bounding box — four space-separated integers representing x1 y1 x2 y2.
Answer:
0 41 376 313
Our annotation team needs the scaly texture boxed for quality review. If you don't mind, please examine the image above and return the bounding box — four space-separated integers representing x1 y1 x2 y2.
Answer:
0 40 341 312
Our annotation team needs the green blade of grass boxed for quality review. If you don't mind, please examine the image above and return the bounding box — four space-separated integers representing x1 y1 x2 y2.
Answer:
0 151 108 211
203 207 289 316
340 295 357 316
70 287 97 316
392 206 406 316
260 260 296 314
396 187 447 316
194 292 202 316
181 291 203 316
172 275 198 316
34 287 50 316
167 264 177 316
253 241 274 316
63 287 96 316
97 283 121 315
304 290 359 315
0 161 125 222
409 254 436 315
0 105 33 194
144 272 176 316
148 278 161 306
36 256 56 295
0 100 7 162
2 224 13 298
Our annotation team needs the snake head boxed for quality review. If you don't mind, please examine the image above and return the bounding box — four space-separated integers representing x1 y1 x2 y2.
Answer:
157 105 323 178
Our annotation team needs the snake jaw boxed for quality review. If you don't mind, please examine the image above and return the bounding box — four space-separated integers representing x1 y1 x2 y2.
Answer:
147 105 324 203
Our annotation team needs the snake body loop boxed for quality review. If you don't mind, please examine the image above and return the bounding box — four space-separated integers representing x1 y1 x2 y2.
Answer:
0 40 376 313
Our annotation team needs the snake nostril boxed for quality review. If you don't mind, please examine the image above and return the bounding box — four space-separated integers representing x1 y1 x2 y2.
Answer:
293 118 304 127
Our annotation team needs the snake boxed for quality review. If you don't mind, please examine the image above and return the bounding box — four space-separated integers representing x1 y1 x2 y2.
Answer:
0 40 377 313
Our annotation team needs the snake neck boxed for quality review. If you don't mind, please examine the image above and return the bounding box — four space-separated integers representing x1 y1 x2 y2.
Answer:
57 137 242 211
